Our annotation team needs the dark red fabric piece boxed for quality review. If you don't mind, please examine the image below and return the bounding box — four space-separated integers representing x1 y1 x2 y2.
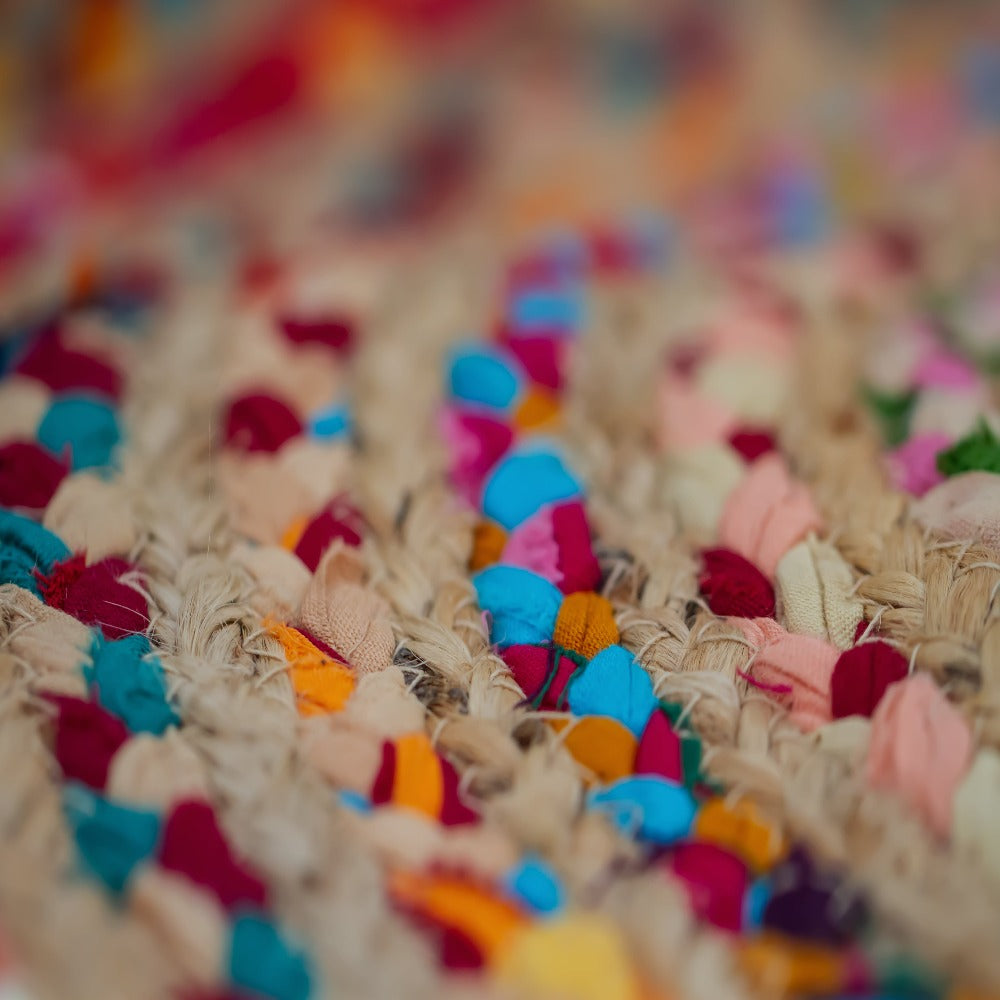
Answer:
830 641 909 719
589 228 636 274
39 556 149 640
502 644 550 699
35 553 87 605
635 709 683 782
551 501 600 594
15 324 122 401
279 315 355 357
45 695 129 790
0 441 68 509
501 644 550 701
499 322 573 344
670 842 750 932
727 427 776 463
502 336 565 392
370 742 397 805
158 53 301 159
293 504 364 572
241 255 282 295
439 755 479 826
293 624 348 665
223 393 302 454
538 650 579 709
159 800 268 912
873 223 921 276
698 548 775 619
452 412 514 498
465 412 515 469
439 925 485 970
501 645 579 709
387 120 475 223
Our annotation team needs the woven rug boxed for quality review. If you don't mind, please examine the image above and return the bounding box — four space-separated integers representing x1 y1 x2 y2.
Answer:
2 3 1000 999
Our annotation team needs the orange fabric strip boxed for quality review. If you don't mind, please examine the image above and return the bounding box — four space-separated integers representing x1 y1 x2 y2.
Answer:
391 733 445 820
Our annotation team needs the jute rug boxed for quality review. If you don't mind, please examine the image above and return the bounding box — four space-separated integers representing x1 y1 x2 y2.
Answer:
2 2 1000 998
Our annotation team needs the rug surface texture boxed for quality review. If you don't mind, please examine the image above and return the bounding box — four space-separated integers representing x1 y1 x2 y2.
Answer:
2 2 1000 999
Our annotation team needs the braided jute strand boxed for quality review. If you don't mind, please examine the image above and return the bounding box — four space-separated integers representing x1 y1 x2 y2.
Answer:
0 252 448 998
563 253 1000 987
348 232 757 1000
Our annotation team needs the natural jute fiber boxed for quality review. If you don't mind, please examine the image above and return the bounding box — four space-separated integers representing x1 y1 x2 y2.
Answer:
2 2 1000 999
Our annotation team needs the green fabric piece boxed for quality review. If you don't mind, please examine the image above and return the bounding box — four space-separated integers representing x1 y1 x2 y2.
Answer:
680 735 703 789
659 700 685 727
229 913 314 1000
86 632 180 735
874 954 945 999
553 644 589 671
980 350 1000 375
936 419 1000 476
862 384 918 448
62 783 161 895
